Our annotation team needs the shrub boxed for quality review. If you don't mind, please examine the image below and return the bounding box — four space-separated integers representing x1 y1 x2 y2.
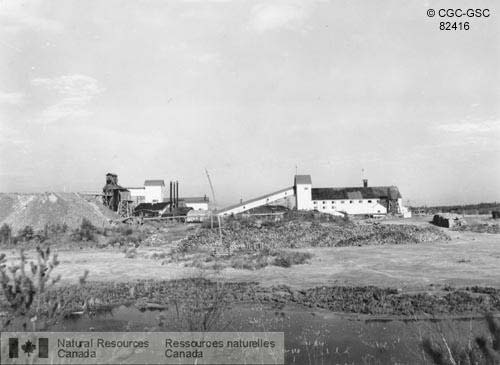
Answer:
124 248 137 258
0 247 60 327
273 255 291 268
273 251 312 268
71 218 98 242
0 223 12 245
48 223 68 234
17 225 34 241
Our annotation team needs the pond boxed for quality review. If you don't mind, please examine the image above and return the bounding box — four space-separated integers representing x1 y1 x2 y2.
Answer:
50 303 491 364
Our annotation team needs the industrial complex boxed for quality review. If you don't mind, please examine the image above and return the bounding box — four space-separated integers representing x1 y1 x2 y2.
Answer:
218 175 410 217
101 172 410 220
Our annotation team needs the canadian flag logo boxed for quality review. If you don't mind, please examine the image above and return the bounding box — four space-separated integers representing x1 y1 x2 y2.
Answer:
8 337 49 358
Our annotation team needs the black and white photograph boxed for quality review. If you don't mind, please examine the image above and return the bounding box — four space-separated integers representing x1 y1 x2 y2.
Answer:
0 0 499 364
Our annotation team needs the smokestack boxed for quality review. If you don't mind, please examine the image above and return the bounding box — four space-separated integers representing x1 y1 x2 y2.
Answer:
363 179 368 188
176 181 179 208
172 181 177 208
169 181 173 212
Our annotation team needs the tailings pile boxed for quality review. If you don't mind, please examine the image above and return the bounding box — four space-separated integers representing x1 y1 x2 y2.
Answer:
0 193 119 231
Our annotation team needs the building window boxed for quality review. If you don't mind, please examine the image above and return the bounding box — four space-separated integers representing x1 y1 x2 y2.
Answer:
341 201 345 204
323 206 326 210
359 200 362 203
368 200 372 203
323 201 326 204
350 200 353 204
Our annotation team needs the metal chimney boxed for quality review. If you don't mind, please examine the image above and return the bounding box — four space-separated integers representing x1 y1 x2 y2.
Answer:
176 181 179 208
169 181 173 212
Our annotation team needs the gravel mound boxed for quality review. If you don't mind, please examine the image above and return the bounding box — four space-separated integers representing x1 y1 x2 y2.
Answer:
0 193 119 231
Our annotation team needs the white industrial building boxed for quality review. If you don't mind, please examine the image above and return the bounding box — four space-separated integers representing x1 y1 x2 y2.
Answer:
127 187 146 204
144 180 166 203
180 196 210 211
126 180 210 210
218 175 410 217
126 180 166 204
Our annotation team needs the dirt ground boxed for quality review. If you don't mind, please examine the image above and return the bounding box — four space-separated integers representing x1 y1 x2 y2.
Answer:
2 217 497 292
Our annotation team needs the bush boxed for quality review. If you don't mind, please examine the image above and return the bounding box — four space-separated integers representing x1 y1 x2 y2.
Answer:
18 225 34 241
0 247 60 325
273 251 313 268
48 223 68 234
71 219 98 242
0 223 12 244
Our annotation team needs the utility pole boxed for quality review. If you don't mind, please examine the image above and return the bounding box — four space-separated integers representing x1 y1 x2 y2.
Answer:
205 169 224 251
205 169 217 209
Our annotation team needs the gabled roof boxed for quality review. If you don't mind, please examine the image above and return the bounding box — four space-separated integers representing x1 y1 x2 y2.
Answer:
144 180 165 186
294 175 312 185
312 186 401 200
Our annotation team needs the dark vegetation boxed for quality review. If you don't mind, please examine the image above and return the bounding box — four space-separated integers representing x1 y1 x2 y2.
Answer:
422 314 500 364
453 224 500 234
285 286 500 316
22 279 500 319
0 219 148 248
186 249 313 270
412 202 500 215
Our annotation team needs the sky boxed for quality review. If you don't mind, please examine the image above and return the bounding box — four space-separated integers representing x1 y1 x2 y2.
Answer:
0 0 499 207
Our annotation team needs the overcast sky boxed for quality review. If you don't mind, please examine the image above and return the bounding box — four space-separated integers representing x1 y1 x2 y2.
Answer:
1 0 499 206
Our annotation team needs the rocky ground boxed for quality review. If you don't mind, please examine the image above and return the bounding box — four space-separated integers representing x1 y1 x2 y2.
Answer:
177 218 450 253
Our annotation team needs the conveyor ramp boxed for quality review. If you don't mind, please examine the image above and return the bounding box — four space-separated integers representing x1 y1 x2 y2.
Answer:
217 187 295 216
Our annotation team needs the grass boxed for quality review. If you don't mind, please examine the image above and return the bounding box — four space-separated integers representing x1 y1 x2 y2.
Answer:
420 314 500 364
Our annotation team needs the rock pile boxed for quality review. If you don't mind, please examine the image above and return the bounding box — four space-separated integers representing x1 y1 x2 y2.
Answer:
178 220 450 252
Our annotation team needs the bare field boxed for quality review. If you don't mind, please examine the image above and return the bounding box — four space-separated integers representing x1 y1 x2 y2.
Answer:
2 221 497 292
